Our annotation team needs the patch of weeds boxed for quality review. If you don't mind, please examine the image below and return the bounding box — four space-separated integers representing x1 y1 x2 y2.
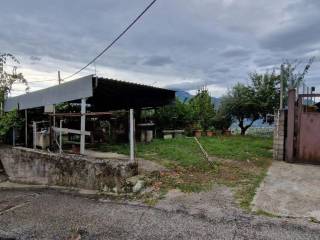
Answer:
143 196 159 206
310 217 320 224
255 209 279 218
212 157 272 211
177 182 211 193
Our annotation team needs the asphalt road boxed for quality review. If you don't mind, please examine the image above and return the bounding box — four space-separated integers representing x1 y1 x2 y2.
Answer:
0 189 320 240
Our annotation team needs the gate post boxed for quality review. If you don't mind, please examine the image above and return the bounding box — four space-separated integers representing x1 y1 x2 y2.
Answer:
286 89 296 162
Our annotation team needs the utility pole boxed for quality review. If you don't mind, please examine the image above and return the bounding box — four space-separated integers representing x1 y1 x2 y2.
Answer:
58 71 62 85
280 64 284 110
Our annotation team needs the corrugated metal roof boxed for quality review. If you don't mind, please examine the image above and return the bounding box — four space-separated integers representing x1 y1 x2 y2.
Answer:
5 75 93 111
4 75 175 112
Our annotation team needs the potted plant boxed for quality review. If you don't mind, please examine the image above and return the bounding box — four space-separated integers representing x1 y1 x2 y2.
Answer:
206 126 216 137
223 128 232 136
193 122 203 138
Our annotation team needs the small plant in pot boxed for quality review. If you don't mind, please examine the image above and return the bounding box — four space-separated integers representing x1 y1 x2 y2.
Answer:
193 122 203 138
223 128 232 136
206 126 216 137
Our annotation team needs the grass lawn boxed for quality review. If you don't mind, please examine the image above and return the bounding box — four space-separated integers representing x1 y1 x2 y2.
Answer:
97 135 273 210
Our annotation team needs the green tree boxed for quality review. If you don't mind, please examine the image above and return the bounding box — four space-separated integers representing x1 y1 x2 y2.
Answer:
250 70 280 122
280 58 314 106
0 53 28 140
154 98 192 129
219 83 259 135
0 109 22 137
189 89 215 130
212 106 232 131
0 53 28 113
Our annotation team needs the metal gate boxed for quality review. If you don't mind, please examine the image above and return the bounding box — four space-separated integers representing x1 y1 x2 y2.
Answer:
294 94 320 163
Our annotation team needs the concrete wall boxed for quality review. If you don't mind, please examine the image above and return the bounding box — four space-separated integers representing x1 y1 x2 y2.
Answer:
273 110 286 161
0 146 137 192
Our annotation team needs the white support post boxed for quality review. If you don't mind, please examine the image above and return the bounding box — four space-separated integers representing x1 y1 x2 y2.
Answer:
53 105 56 128
129 109 135 162
59 120 63 154
80 98 86 155
33 121 37 149
25 109 28 147
12 127 15 147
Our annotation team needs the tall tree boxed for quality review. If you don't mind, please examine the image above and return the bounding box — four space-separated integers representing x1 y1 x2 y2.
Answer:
0 53 28 113
220 83 259 135
250 70 280 122
280 58 314 107
189 88 215 130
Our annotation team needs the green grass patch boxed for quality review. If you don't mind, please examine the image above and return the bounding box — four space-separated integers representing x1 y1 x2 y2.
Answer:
97 138 208 169
200 135 273 161
96 135 273 209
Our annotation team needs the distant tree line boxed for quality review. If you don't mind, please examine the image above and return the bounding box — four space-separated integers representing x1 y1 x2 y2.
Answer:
155 58 314 135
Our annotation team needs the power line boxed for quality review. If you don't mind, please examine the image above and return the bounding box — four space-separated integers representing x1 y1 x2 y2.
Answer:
62 0 158 81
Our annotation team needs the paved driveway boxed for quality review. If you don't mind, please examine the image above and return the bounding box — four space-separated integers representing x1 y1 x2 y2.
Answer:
253 161 320 220
0 189 320 239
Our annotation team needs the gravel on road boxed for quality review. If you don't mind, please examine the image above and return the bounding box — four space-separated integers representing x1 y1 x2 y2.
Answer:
0 189 320 240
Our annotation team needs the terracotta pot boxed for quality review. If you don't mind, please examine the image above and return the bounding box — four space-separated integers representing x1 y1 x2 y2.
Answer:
194 130 202 138
223 130 231 136
206 131 213 137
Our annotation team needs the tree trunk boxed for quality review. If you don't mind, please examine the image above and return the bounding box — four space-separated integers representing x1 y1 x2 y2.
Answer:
238 118 255 136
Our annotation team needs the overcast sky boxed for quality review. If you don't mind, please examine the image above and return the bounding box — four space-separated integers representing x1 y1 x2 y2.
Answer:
1 0 320 97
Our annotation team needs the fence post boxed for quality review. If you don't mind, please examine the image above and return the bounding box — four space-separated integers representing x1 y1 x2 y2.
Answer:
286 89 296 162
129 109 135 162
33 121 37 149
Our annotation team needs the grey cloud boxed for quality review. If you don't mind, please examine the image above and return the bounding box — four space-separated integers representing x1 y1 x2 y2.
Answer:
214 67 230 73
166 80 206 91
30 56 41 61
143 56 173 66
259 22 320 51
219 47 252 58
1 0 320 95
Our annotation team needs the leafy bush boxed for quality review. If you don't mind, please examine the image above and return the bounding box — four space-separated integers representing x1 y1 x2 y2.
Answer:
189 89 215 130
0 110 22 138
154 98 193 130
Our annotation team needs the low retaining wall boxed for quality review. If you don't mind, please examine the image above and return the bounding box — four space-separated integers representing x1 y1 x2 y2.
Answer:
0 146 137 192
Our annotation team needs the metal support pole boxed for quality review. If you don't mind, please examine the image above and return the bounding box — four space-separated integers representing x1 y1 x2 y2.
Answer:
129 109 135 162
58 71 62 85
80 98 86 155
25 109 28 147
33 121 37 149
280 64 284 110
53 105 56 128
59 120 63 154
12 127 15 147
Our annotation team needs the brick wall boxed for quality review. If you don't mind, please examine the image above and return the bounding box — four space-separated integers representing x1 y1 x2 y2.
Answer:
273 110 286 161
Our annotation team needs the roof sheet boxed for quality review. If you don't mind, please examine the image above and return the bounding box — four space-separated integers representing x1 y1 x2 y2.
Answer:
4 75 175 112
5 75 93 111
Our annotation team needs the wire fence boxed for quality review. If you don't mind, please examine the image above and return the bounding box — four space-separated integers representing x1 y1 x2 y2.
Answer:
231 127 274 137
